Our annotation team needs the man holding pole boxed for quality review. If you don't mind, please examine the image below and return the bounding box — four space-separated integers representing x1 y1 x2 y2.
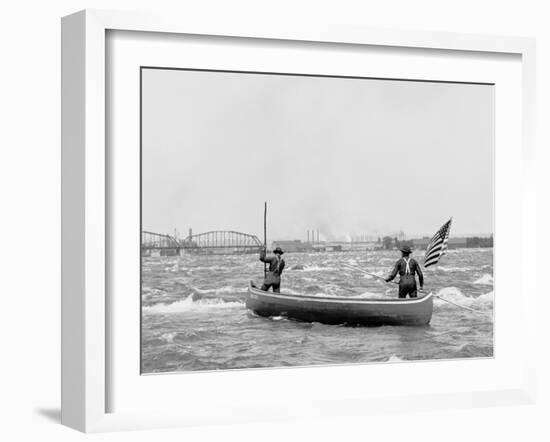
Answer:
385 245 424 298
259 246 285 293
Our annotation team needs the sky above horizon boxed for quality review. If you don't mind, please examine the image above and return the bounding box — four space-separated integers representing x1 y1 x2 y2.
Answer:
142 68 494 241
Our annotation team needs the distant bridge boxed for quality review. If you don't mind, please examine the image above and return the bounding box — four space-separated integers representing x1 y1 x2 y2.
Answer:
142 231 181 250
141 230 262 255
180 230 262 251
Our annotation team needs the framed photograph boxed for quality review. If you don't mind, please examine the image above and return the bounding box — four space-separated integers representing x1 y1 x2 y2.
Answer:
61 9 537 432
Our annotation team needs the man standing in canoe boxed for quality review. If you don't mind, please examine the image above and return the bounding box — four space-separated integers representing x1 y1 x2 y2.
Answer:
385 245 424 298
259 246 286 293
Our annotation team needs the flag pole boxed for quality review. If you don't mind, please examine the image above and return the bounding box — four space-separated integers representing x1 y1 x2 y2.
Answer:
264 202 267 279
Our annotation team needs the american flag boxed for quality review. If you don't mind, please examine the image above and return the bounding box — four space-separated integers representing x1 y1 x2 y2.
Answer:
424 218 453 268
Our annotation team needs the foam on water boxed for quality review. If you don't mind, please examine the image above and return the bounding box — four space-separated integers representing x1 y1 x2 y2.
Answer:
435 287 494 309
303 265 337 272
161 260 180 272
473 274 494 285
142 287 167 296
300 276 318 283
279 287 303 296
187 265 231 272
477 291 494 305
353 291 391 299
341 267 386 278
191 285 242 295
161 332 177 343
437 266 476 272
143 295 243 314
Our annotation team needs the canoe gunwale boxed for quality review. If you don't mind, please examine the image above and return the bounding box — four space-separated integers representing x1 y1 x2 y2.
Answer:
248 283 434 305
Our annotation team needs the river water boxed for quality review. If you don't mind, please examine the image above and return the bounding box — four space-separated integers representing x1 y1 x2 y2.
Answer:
141 248 493 373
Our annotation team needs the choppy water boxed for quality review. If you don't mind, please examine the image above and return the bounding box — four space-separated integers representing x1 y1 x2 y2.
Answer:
141 249 493 373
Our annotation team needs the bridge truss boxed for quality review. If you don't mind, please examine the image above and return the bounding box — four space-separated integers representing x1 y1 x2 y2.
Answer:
141 230 262 255
181 230 262 253
141 231 180 250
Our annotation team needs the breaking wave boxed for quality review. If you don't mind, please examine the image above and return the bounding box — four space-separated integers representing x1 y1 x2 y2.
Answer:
303 265 337 272
143 295 243 314
435 287 494 309
437 266 476 272
473 274 494 285
142 287 168 296
191 285 243 295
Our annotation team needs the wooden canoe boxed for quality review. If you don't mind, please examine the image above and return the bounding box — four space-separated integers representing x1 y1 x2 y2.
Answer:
246 282 433 326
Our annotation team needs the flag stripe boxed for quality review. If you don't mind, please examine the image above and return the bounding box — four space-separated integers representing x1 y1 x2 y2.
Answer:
426 242 444 253
426 243 443 254
426 240 443 250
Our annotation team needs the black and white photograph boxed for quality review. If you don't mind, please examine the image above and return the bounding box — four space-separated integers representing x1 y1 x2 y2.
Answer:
140 67 494 374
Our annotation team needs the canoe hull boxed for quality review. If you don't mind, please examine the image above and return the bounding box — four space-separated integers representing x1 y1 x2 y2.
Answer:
246 284 433 326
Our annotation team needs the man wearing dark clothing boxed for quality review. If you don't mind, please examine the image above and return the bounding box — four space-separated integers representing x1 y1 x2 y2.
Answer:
385 245 424 298
259 246 285 293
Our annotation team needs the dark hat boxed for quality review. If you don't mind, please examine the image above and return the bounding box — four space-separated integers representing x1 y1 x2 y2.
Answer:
399 245 412 254
273 247 284 255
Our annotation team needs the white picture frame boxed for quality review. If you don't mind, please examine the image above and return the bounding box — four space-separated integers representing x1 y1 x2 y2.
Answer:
61 9 537 433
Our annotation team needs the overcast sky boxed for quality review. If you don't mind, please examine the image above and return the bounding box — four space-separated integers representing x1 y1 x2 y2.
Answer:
142 68 493 241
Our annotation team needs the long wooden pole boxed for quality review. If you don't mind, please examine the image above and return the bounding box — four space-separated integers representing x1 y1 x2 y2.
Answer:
433 295 483 313
343 263 483 314
342 263 396 284
264 202 267 279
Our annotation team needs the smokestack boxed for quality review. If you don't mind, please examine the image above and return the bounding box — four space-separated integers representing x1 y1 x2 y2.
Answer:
189 228 193 240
